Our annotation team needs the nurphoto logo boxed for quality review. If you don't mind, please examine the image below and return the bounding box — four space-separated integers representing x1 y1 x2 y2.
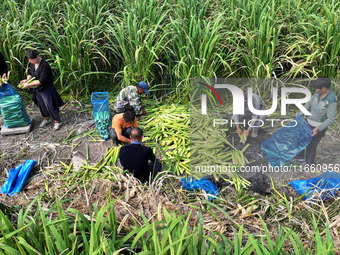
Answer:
200 83 311 116
190 78 339 177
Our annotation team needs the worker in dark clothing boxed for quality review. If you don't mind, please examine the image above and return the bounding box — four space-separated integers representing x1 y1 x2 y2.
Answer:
20 50 64 130
0 51 8 80
119 127 162 182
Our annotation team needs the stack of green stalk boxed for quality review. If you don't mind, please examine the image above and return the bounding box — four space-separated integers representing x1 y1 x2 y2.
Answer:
94 110 110 140
58 146 121 186
190 130 235 167
231 145 250 165
140 102 250 175
139 103 190 175
240 133 247 144
190 106 250 171
94 146 121 170
0 95 30 128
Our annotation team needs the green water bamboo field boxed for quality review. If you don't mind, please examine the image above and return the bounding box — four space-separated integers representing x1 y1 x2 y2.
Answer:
1 0 339 98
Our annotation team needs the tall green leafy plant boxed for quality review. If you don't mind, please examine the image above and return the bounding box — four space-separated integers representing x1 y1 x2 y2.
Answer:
104 0 169 90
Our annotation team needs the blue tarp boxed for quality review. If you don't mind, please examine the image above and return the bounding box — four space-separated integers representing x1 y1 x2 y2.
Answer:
1 160 35 196
289 171 340 201
181 177 218 200
261 114 312 167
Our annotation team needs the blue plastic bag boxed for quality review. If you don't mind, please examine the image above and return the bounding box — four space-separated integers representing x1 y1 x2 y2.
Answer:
181 177 218 200
0 81 19 97
289 171 340 201
1 160 35 196
91 92 110 140
261 114 312 167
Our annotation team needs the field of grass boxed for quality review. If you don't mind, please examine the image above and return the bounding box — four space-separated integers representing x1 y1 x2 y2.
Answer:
0 0 339 99
0 168 339 254
1 0 340 253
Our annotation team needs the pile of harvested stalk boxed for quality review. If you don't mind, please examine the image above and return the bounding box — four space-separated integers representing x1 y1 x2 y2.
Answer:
139 103 190 175
190 106 250 173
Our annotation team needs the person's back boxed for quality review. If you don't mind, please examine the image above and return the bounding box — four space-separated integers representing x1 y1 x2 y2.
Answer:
119 127 161 182
119 143 155 181
114 81 149 115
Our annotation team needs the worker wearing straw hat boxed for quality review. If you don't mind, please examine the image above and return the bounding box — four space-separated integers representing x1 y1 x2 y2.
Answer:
114 81 149 116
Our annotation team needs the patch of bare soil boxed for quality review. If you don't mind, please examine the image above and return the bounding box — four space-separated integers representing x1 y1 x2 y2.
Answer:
0 101 112 180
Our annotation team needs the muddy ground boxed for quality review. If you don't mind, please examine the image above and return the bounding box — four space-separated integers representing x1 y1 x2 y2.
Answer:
0 101 113 178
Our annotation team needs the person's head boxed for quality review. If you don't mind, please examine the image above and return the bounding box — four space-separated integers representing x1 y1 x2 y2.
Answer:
124 105 134 112
136 81 149 95
313 77 331 94
26 50 41 64
130 127 143 141
123 111 136 123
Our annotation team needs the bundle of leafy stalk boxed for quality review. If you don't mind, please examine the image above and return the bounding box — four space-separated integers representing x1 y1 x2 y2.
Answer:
94 110 110 140
18 77 39 88
0 78 8 85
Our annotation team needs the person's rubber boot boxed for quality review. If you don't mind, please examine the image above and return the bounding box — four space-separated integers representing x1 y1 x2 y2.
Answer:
251 129 258 138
